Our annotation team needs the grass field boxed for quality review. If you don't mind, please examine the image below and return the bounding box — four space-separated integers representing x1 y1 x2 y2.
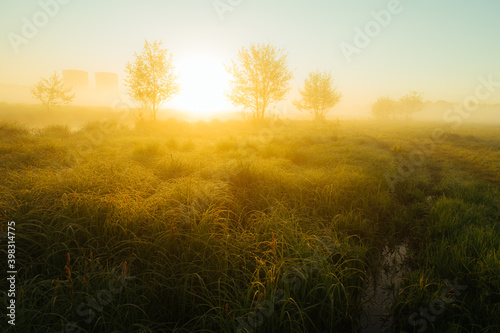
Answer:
0 112 498 332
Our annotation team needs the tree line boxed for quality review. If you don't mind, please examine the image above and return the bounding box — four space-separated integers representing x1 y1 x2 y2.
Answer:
371 92 424 120
30 39 422 121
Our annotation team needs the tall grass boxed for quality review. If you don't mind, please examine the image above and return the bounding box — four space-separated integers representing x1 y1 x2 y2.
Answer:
0 118 498 332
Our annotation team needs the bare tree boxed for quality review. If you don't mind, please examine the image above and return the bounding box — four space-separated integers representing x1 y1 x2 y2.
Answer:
125 40 180 121
225 42 293 122
293 70 342 121
31 72 75 112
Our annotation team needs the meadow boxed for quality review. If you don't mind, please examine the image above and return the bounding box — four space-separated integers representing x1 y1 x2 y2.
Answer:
0 109 498 332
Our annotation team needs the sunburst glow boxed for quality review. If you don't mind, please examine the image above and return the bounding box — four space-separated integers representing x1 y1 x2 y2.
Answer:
170 55 231 118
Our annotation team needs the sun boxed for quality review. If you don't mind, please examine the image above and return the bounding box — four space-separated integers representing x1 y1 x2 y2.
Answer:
170 55 232 118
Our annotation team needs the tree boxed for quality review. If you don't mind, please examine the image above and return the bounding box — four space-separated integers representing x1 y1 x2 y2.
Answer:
31 72 75 112
371 96 397 120
399 91 424 120
293 71 342 121
125 40 180 121
225 42 293 122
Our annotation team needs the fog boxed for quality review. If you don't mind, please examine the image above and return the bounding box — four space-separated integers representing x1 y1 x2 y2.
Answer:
1 1 499 125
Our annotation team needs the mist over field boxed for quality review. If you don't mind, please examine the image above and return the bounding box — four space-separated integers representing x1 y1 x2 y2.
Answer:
1 1 499 333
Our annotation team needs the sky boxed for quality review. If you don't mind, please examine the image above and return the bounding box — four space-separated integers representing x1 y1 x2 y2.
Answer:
1 0 499 117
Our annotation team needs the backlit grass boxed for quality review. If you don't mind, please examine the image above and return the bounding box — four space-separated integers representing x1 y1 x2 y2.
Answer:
0 118 498 332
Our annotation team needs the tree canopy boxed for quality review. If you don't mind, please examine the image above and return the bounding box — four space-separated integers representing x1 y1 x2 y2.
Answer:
400 91 424 120
371 92 424 120
371 96 397 120
31 72 75 112
125 40 180 121
225 42 293 122
293 71 342 121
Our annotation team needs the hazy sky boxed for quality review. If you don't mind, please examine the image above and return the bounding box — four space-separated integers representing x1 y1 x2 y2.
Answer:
1 0 499 115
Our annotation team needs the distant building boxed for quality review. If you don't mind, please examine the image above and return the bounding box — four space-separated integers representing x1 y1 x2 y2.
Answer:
63 70 89 90
95 72 118 90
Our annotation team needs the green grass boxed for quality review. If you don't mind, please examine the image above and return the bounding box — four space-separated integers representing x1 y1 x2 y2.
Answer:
0 116 498 332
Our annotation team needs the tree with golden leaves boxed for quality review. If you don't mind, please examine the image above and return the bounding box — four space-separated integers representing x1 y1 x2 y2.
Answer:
225 43 293 122
293 71 342 122
31 72 75 112
125 40 180 121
